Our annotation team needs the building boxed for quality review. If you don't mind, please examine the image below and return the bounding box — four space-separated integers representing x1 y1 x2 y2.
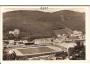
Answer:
70 30 84 40
71 30 83 37
33 38 53 45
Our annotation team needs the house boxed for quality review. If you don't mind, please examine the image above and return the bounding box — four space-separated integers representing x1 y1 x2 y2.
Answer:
71 30 83 37
70 30 84 40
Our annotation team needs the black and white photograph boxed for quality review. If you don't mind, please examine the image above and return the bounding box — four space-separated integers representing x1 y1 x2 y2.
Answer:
2 6 86 60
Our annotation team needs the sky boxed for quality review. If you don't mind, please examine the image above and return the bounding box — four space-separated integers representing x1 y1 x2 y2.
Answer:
2 6 86 13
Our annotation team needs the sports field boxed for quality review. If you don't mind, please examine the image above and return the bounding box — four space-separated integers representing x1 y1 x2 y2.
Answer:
14 46 63 57
17 47 54 54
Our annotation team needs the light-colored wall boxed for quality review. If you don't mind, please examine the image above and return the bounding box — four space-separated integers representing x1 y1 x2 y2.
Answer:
34 38 52 45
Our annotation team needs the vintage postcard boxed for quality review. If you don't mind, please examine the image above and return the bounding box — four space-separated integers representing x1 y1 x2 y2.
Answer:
0 6 90 62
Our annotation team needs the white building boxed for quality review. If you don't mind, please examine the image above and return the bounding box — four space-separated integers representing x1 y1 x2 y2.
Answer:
9 31 14 34
33 38 53 45
72 30 83 37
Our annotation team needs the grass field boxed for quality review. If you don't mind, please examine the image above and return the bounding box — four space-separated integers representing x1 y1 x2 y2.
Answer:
17 47 55 54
